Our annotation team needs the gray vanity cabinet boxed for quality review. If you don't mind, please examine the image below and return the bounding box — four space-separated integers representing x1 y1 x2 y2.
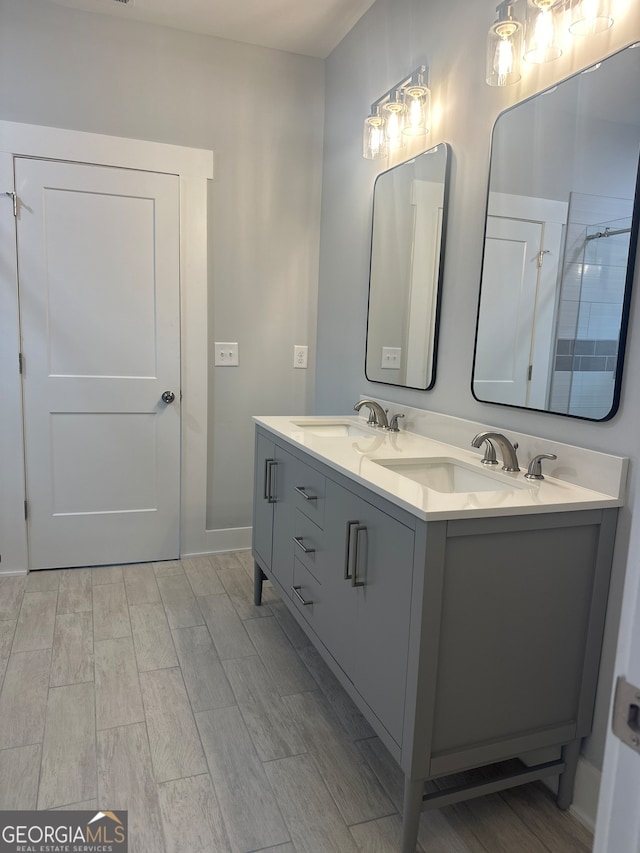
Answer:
252 425 618 853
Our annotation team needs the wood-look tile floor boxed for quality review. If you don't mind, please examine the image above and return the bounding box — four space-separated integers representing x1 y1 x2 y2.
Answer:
0 551 594 853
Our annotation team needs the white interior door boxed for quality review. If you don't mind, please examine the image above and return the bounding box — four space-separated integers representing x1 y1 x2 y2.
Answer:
16 157 181 570
474 216 543 406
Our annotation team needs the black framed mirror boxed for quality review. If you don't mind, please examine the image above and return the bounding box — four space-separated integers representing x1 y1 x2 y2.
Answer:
472 45 640 421
365 143 451 390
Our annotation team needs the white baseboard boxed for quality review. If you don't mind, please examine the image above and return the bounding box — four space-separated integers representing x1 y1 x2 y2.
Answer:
182 526 252 557
570 756 601 833
541 755 600 832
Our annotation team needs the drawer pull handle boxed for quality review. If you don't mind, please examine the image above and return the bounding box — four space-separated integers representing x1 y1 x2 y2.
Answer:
344 520 359 580
292 585 313 606
351 525 367 588
293 536 316 554
295 486 317 502
264 459 276 503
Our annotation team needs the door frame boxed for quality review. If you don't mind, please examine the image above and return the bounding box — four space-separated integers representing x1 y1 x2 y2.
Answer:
0 120 214 574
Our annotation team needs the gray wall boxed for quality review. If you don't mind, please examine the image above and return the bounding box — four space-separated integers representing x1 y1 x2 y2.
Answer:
316 0 640 771
0 0 324 532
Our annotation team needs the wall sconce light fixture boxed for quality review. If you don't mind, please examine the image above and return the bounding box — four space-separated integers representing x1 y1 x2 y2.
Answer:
486 2 523 86
486 0 615 85
363 66 431 160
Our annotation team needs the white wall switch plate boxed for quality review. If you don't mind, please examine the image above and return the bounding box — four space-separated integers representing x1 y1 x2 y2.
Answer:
381 346 401 369
214 342 239 366
293 345 308 369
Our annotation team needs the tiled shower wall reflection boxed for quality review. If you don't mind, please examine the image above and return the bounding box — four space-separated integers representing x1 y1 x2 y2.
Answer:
550 192 632 419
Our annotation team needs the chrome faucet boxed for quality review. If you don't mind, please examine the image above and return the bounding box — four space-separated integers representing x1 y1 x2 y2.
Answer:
354 399 389 429
471 432 520 472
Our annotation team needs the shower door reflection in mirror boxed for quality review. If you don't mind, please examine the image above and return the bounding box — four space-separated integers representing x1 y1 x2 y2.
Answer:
366 143 450 390
473 45 640 420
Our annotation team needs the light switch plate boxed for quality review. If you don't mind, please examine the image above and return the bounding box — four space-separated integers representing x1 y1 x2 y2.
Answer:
214 342 239 366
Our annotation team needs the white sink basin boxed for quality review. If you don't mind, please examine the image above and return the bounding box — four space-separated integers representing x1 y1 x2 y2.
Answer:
372 457 527 494
291 420 373 438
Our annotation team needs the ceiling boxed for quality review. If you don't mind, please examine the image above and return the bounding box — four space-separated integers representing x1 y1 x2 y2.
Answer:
46 0 376 59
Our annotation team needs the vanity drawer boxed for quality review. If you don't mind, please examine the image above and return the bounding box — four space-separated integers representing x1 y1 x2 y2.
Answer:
293 464 326 528
292 510 324 581
292 556 322 632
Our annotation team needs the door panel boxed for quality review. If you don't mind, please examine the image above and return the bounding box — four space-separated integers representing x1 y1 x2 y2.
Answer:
323 479 414 742
16 157 181 569
45 190 158 378
475 216 543 406
50 413 158 513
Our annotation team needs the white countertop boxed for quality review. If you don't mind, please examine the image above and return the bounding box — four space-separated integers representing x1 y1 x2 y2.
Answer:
254 415 626 522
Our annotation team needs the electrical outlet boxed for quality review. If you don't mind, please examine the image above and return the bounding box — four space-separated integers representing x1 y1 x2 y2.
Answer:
214 342 239 366
381 346 401 369
293 345 308 369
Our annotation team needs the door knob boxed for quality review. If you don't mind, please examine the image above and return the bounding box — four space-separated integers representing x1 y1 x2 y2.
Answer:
161 391 176 404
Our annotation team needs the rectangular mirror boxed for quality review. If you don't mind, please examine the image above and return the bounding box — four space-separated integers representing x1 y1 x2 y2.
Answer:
366 143 451 390
473 45 640 421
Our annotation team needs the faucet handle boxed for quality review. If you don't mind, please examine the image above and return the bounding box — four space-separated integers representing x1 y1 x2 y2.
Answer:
387 413 405 432
525 453 557 480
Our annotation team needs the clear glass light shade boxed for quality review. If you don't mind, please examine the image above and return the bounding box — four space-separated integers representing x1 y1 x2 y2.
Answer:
382 97 406 150
363 112 388 160
402 82 431 136
569 0 613 35
524 0 562 64
486 14 523 86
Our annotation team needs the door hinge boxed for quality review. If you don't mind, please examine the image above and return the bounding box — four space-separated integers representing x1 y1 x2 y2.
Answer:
537 249 550 268
5 191 17 217
527 364 533 381
24 500 28 520
18 352 24 374
612 676 640 754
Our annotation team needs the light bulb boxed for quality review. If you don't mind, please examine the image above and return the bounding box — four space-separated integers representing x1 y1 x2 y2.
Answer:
495 35 515 78
534 6 553 52
402 80 431 136
524 0 562 64
382 98 406 149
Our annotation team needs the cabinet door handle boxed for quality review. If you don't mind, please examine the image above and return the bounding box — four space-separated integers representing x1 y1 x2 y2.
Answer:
292 585 313 606
351 525 367 588
295 486 317 502
293 536 315 555
344 520 359 580
264 459 276 503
